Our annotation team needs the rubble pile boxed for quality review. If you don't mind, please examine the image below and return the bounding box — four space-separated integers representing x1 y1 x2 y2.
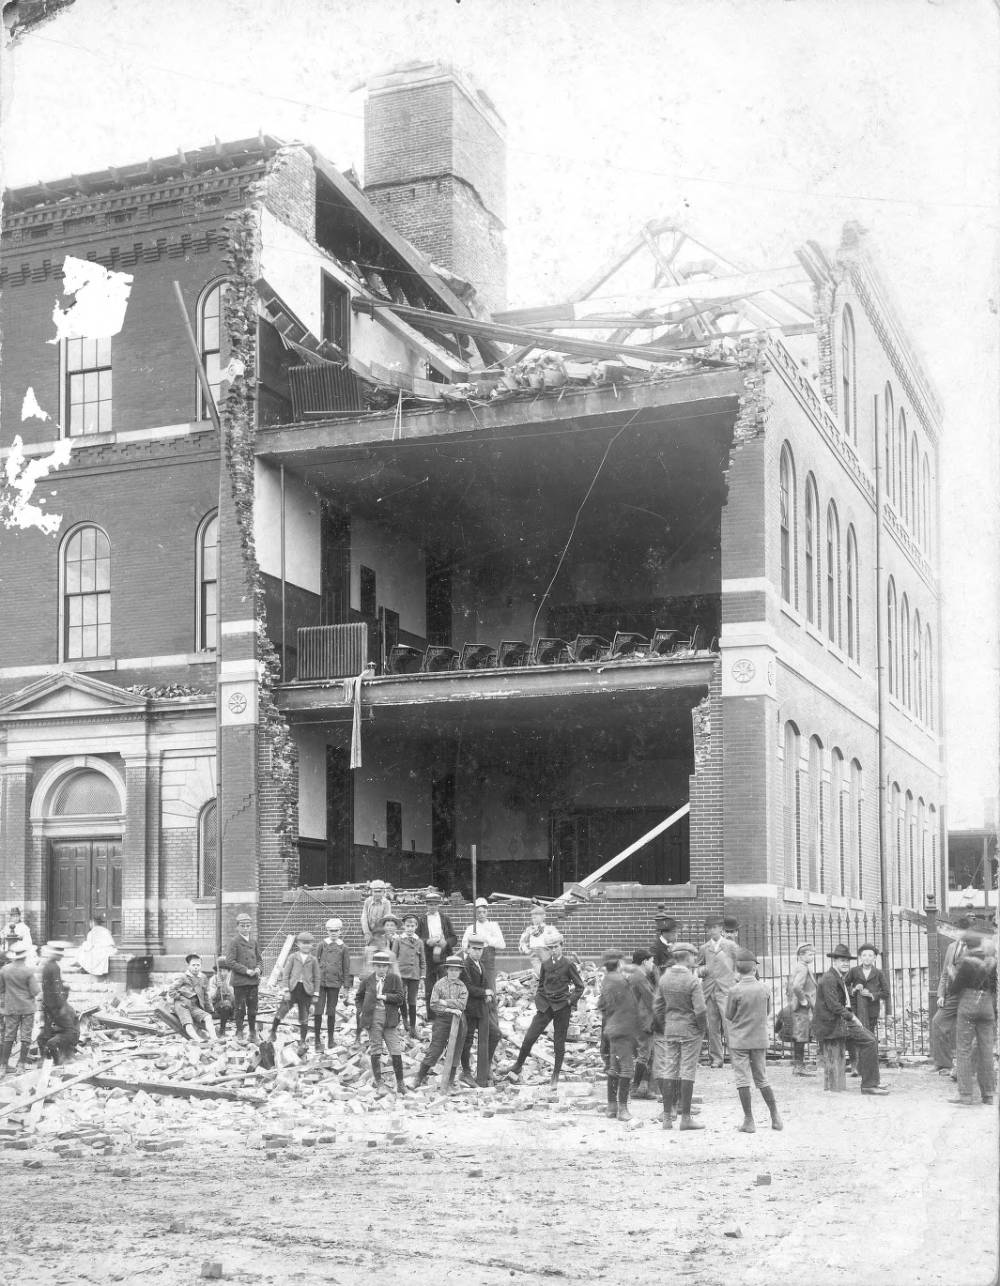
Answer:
0 965 615 1154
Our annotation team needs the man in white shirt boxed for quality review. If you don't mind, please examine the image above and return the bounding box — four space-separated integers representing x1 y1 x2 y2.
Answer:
417 890 456 1021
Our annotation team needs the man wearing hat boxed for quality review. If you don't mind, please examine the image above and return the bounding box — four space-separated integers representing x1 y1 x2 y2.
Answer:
0 941 40 1074
844 943 890 1075
269 931 321 1047
931 917 972 1073
651 914 678 975
462 898 506 953
417 890 457 1021
411 954 468 1089
503 931 585 1089
598 948 643 1120
458 937 501 1086
652 941 707 1129
813 944 887 1094
314 918 353 1051
37 941 71 1057
361 880 394 945
697 914 739 1067
221 910 263 1043
356 949 407 1095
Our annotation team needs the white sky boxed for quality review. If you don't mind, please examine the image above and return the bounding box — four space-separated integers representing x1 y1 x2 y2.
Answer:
2 0 997 826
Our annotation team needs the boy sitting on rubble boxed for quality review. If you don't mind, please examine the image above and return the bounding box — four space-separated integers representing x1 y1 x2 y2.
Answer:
410 955 468 1090
38 998 79 1066
169 954 217 1042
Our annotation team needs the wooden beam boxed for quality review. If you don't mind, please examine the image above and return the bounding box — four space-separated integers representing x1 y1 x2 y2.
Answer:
91 1012 163 1036
367 307 470 381
88 1075 266 1105
0 1057 129 1122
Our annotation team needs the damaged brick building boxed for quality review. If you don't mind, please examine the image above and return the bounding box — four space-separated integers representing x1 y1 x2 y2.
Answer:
0 62 945 969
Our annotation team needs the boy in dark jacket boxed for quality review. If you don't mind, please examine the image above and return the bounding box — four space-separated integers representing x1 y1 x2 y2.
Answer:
844 943 890 1075
459 936 501 1086
356 949 407 1095
392 914 425 1037
169 954 217 1042
0 943 40 1073
629 949 657 1098
221 911 263 1043
725 951 782 1132
598 948 642 1121
504 931 584 1089
39 1000 79 1065
269 931 321 1048
315 918 353 1050
813 944 887 1094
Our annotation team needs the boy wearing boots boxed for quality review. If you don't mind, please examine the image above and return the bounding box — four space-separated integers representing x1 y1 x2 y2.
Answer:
221 911 263 1043
356 949 407 1096
725 951 783 1132
315 918 353 1051
0 942 39 1074
38 999 79 1066
392 914 425 1037
504 931 584 1089
459 937 501 1086
598 948 641 1121
629 949 657 1098
410 955 468 1089
652 942 706 1130
208 966 235 1037
169 954 217 1042
269 931 321 1048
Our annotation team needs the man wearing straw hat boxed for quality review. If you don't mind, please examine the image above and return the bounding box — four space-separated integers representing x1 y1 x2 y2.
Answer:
813 944 888 1095
0 941 39 1074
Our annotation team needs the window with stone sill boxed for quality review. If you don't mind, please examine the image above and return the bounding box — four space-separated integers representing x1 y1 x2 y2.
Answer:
65 336 112 436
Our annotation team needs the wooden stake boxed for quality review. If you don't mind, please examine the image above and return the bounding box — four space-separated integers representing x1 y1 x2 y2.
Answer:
0 1057 128 1122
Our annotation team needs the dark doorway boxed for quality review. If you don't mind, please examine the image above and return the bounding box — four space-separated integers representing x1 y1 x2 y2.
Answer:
548 806 689 894
326 746 354 882
431 772 456 889
426 556 453 647
50 838 123 941
320 508 350 625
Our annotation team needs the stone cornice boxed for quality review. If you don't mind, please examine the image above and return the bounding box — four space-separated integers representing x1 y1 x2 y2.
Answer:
0 226 225 287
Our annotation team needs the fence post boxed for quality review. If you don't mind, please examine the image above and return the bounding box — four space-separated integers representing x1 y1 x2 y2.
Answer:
925 892 940 1023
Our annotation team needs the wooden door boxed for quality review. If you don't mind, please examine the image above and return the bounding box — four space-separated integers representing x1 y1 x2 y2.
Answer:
50 838 123 942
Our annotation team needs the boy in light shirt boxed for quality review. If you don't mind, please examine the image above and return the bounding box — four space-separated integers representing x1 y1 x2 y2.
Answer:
725 951 782 1132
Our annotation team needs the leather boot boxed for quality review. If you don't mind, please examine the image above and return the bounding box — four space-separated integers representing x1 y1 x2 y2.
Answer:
679 1079 704 1130
658 1077 675 1128
761 1085 783 1130
370 1053 382 1086
0 1039 12 1074
409 1064 429 1090
314 1016 323 1049
617 1077 632 1122
606 1075 620 1117
391 1055 406 1095
327 1021 336 1050
737 1085 755 1132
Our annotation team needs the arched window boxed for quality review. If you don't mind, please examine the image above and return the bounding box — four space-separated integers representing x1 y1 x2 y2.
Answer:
913 610 922 722
784 722 802 889
841 305 856 442
826 501 840 646
779 445 796 606
198 799 218 897
197 281 226 420
921 455 931 551
850 759 863 899
909 434 919 534
196 511 219 652
61 524 111 660
896 410 907 519
805 474 819 625
884 385 895 504
51 769 120 816
845 525 859 661
809 735 825 892
900 594 911 707
905 790 915 907
887 578 897 696
925 625 934 730
832 747 845 896
891 782 902 905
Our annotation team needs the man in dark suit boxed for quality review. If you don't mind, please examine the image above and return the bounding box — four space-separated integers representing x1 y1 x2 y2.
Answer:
651 914 678 975
221 911 264 1042
813 944 887 1095
459 936 501 1085
845 942 890 1075
416 890 457 1021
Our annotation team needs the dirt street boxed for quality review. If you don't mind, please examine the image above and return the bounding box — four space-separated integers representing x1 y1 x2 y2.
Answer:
2 1064 996 1286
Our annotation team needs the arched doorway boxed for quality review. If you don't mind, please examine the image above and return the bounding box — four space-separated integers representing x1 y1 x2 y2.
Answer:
32 759 125 941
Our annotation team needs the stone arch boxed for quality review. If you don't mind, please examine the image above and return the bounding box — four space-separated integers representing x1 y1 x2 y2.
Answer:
30 755 126 822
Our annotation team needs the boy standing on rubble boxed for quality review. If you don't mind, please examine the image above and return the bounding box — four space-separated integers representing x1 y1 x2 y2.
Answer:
222 911 263 1043
725 950 782 1133
356 949 407 1095
315 918 353 1051
504 930 584 1089
0 942 40 1074
269 931 321 1048
518 905 551 977
169 954 217 1042
392 914 425 1037
411 955 468 1089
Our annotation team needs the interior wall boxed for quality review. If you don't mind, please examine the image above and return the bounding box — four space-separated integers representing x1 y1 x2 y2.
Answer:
353 737 433 852
255 461 321 593
350 515 427 637
294 724 327 837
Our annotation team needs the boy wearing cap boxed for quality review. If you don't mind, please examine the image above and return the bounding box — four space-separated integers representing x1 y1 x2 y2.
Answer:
518 905 552 978
813 944 887 1095
269 932 321 1048
356 949 408 1095
652 942 706 1130
697 914 739 1067
392 914 425 1037
845 943 890 1075
411 955 468 1089
314 919 353 1051
361 880 394 945
221 911 263 1042
505 932 584 1089
725 951 782 1132
459 937 501 1085
629 949 657 1098
417 891 457 1020
169 954 217 1042
0 942 40 1073
598 948 642 1121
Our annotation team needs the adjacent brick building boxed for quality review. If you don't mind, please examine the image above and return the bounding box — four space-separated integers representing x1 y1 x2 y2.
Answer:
0 62 945 970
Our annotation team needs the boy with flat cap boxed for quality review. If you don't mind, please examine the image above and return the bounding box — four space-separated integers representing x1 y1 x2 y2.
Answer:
356 949 407 1095
221 910 263 1043
269 930 321 1047
459 936 501 1086
518 904 552 978
629 948 658 1098
169 954 217 1042
844 942 890 1074
725 949 782 1132
315 918 353 1050
652 941 706 1130
813 944 888 1095
598 948 642 1121
504 930 584 1089
411 955 468 1089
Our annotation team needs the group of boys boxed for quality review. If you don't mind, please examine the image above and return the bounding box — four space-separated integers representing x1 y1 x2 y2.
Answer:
0 937 80 1074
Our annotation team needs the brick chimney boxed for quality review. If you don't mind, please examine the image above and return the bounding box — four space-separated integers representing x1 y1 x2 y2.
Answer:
363 61 507 314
